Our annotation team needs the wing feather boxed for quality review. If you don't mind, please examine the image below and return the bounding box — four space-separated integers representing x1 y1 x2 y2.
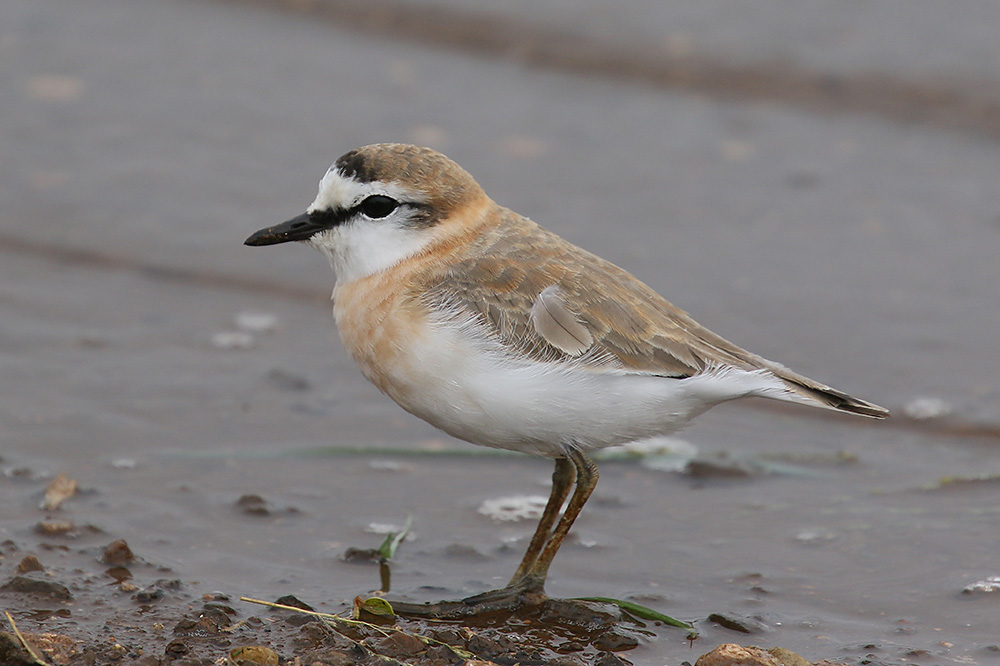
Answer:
413 208 888 419
419 209 724 377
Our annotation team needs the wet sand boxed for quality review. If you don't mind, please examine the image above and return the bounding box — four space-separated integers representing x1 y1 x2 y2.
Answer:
2 0 1000 664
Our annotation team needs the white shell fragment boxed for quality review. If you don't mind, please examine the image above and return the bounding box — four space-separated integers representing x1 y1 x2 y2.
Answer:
211 331 255 349
478 495 550 522
236 311 280 333
902 396 953 420
963 576 1000 594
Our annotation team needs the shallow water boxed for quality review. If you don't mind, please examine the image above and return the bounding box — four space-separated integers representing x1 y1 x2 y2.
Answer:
2 247 998 664
4 0 1000 662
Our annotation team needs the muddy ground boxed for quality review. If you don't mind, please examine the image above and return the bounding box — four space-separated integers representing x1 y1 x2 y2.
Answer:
3 446 998 666
0 469 922 666
3 0 1000 665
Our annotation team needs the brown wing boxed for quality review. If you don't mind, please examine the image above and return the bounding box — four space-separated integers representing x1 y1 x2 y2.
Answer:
417 208 889 419
420 208 758 377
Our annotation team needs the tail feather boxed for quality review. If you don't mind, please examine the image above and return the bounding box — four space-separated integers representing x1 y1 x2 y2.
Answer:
767 362 890 418
784 379 890 418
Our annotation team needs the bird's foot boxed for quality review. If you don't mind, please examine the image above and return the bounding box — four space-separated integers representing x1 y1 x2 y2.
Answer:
389 575 547 619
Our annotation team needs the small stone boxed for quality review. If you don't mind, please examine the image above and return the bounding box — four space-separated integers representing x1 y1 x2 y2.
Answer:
342 547 381 563
696 643 780 666
374 632 426 658
164 640 189 658
101 539 135 565
594 651 632 666
767 647 812 666
42 473 77 510
707 612 770 634
685 458 755 478
16 555 44 574
36 519 75 535
229 645 280 666
303 648 364 666
173 605 233 636
273 595 315 611
422 644 464 665
134 587 164 603
539 598 621 631
593 628 640 652
105 566 132 583
236 494 270 516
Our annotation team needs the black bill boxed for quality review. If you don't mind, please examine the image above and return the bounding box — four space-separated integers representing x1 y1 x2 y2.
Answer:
244 212 325 246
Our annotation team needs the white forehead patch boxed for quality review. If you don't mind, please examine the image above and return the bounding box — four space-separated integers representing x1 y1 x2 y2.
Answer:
307 165 422 213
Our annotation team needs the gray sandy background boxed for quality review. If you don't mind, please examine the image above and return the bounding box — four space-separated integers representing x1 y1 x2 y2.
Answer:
2 1 999 663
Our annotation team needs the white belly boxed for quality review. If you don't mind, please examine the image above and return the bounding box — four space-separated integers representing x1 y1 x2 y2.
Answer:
369 311 782 457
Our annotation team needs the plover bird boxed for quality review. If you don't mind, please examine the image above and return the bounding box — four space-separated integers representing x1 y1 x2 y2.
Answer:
245 143 888 612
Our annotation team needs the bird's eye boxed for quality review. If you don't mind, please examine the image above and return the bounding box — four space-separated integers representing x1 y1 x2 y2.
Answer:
359 195 399 219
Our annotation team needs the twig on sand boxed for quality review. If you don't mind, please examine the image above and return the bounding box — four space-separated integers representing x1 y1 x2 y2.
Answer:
4 610 52 666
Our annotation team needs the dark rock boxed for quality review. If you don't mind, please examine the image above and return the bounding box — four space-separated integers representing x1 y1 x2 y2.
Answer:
164 639 190 658
235 494 270 516
0 630 36 666
105 566 132 582
550 656 588 666
0 575 72 600
134 586 164 603
594 651 633 666
273 594 314 611
593 628 640 652
466 633 505 657
422 643 465 666
707 611 770 634
173 606 233 636
342 547 381 563
685 458 755 478
539 598 620 630
374 631 426 658
299 648 356 666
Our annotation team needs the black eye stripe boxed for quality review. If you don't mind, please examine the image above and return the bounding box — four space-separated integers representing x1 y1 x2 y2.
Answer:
308 207 351 228
306 197 401 228
307 198 437 229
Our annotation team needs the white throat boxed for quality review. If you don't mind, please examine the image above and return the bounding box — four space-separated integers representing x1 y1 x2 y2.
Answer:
308 223 432 285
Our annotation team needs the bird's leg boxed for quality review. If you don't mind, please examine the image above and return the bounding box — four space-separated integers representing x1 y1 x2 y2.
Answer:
507 456 575 586
450 454 576 608
390 449 599 619
514 448 598 589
